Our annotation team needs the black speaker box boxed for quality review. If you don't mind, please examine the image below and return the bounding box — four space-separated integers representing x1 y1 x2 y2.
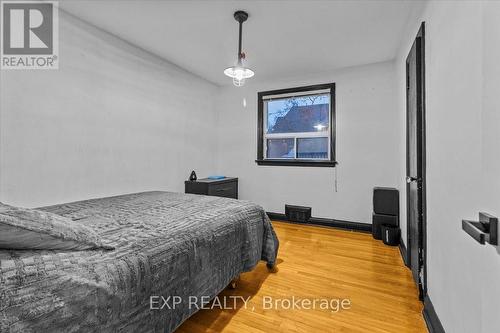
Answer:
373 187 399 216
285 205 311 223
372 213 398 240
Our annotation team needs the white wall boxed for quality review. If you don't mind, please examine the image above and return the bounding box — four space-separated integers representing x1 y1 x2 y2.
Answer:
396 1 500 332
0 10 218 207
215 61 399 224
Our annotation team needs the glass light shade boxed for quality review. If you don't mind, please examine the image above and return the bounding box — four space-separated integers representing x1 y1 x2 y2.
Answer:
233 77 245 87
224 66 254 87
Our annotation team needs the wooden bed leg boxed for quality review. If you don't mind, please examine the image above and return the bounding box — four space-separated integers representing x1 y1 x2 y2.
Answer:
229 275 240 289
267 263 279 273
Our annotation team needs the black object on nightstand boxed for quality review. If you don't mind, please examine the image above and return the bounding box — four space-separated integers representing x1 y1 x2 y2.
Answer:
185 177 238 199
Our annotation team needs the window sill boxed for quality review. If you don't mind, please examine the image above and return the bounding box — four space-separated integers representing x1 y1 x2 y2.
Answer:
255 159 337 167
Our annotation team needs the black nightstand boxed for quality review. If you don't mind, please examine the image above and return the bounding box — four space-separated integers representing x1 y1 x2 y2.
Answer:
184 177 238 199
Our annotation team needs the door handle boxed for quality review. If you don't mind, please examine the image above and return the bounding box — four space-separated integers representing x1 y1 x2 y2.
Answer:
462 212 498 246
406 176 420 183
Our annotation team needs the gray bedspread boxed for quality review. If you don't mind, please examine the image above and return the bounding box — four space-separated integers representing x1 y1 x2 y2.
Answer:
0 191 279 333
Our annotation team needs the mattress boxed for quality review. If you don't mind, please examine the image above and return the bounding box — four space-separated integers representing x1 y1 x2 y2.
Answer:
0 191 279 332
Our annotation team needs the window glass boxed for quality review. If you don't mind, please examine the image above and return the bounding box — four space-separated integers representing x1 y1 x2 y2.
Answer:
267 94 330 134
297 137 328 159
266 138 295 159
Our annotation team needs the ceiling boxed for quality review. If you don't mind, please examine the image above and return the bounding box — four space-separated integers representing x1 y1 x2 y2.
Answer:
59 0 425 86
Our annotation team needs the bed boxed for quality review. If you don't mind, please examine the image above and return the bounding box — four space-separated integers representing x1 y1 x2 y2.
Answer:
0 191 279 333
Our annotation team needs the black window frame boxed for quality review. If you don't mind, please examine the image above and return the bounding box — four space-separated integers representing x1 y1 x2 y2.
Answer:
256 83 337 167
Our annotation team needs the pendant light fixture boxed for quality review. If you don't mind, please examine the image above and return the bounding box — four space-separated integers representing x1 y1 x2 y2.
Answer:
224 10 254 87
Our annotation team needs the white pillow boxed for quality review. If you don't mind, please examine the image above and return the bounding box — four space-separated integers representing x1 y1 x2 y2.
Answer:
0 202 114 251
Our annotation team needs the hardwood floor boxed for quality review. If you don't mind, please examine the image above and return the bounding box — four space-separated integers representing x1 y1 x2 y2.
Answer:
176 221 428 333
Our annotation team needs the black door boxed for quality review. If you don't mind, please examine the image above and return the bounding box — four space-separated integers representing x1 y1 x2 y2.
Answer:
406 23 426 299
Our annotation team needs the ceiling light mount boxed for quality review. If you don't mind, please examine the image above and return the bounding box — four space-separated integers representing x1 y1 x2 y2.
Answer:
233 10 248 24
224 10 254 87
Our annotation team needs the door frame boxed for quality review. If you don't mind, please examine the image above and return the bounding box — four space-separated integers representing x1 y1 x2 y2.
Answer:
405 22 427 299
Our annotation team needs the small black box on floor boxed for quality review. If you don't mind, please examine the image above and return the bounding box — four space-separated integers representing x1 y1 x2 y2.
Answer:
373 187 399 216
372 213 398 240
381 224 400 246
285 205 311 223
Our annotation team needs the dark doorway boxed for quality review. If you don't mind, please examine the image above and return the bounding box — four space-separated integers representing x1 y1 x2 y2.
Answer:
406 22 426 299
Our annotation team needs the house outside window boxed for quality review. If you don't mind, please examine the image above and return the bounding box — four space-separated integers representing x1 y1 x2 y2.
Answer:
256 83 336 167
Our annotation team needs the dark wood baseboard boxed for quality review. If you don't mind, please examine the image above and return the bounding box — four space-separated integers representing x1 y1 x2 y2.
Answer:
399 237 410 267
266 212 371 233
423 295 445 333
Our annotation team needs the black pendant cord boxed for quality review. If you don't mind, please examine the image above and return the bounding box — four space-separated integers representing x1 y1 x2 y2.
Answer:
238 20 243 65
233 10 248 66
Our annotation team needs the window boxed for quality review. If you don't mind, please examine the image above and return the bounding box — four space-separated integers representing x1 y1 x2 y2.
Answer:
256 83 336 167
